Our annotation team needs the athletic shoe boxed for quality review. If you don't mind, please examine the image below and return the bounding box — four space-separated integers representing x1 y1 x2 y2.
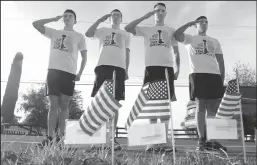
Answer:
206 141 227 151
196 137 207 151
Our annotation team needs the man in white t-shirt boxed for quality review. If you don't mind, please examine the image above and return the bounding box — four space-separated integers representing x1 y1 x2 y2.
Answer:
125 2 180 152
173 16 227 151
32 9 87 147
85 9 130 150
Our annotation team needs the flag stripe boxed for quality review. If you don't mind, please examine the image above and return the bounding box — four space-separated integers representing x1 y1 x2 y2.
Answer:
91 99 108 123
79 80 122 136
137 115 170 120
144 102 169 107
139 112 170 116
143 105 169 110
220 102 240 107
129 105 138 123
216 111 235 115
99 90 117 116
219 105 240 110
141 109 170 113
79 120 94 136
102 87 121 110
215 114 233 119
88 103 103 126
96 92 113 118
146 100 169 104
215 79 242 120
80 112 96 133
216 112 235 117
126 80 170 130
85 109 100 128
218 106 240 112
221 99 240 105
93 92 112 119
127 99 142 127
126 89 148 127
131 96 143 118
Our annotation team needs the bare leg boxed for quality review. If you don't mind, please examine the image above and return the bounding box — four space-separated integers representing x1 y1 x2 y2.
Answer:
48 95 60 138
195 98 206 139
58 94 71 137
206 99 221 118
205 98 227 150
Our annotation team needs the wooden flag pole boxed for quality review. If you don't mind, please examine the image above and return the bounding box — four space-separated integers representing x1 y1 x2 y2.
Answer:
236 69 247 163
165 68 176 164
111 71 116 165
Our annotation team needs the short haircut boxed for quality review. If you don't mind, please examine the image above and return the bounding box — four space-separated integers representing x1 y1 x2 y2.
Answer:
196 16 207 21
64 9 76 20
154 2 166 9
111 9 122 18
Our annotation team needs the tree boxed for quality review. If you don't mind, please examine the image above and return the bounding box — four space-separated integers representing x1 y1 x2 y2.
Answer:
18 85 84 128
225 61 256 86
12 115 21 124
1 52 23 123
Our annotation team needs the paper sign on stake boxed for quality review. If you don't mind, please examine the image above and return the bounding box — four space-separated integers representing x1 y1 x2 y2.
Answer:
64 120 106 146
206 118 238 140
128 123 166 146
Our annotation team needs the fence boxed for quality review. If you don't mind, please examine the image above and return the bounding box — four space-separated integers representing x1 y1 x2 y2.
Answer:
2 123 256 142
1 123 46 136
1 123 199 138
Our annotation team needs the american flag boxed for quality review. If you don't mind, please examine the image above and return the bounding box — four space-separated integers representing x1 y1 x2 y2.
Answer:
126 80 170 130
79 80 122 136
187 100 196 116
215 79 242 119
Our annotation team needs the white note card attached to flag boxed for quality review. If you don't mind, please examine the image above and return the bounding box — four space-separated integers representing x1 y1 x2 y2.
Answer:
64 120 106 146
206 118 238 140
128 123 166 146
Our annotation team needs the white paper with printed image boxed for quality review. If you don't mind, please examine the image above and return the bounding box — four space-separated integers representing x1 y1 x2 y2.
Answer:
206 118 238 140
64 120 106 145
128 123 167 146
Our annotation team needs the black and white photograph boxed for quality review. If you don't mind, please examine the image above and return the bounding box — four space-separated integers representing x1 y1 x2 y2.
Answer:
1 1 256 165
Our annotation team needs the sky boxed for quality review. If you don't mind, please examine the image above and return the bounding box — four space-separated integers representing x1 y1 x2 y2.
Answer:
1 1 256 128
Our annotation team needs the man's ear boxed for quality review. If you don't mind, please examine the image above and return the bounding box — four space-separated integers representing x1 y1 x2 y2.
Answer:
75 20 77 24
108 17 111 22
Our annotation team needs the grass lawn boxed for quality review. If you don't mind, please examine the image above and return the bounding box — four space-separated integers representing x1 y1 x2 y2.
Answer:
1 141 256 165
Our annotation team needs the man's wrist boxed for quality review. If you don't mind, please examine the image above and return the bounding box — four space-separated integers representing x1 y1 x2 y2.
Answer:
186 22 194 27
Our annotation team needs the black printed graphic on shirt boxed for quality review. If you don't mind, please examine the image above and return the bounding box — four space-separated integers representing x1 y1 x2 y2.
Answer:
194 39 215 57
149 30 169 48
53 35 69 52
103 32 122 48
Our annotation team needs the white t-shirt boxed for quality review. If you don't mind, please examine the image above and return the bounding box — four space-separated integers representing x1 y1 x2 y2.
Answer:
44 27 87 75
135 25 178 67
183 34 223 74
93 27 130 70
